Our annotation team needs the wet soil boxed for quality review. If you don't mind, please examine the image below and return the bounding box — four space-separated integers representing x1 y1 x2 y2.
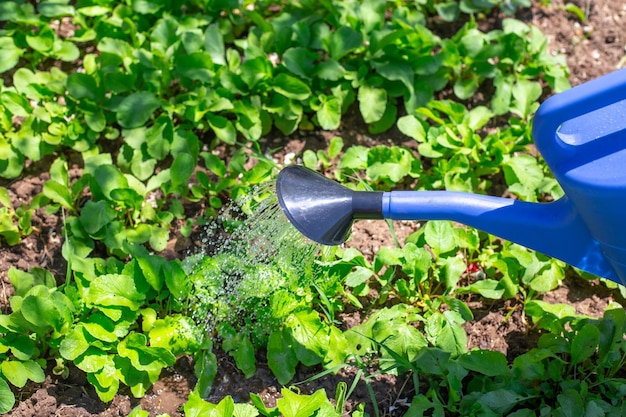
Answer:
2 0 626 415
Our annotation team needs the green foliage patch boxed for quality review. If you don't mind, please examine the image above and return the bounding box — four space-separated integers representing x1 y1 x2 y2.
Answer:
0 0 623 415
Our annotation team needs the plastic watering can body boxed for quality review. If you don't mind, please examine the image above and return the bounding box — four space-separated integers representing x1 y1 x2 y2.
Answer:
531 67 626 285
276 68 626 286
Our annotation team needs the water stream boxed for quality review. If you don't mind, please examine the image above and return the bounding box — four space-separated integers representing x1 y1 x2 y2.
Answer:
183 183 320 335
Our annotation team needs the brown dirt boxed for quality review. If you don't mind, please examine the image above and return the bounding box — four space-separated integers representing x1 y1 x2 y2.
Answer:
2 0 626 415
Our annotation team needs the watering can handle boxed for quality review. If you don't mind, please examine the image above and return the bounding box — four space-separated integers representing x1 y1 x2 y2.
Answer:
532 68 626 157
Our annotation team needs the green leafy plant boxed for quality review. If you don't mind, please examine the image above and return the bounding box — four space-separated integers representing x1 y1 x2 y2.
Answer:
0 186 33 245
0 251 212 404
0 0 624 415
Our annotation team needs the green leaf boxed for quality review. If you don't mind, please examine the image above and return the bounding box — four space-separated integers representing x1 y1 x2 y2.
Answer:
23 360 44 384
454 74 480 100
240 57 272 89
75 347 110 373
316 96 341 129
181 29 204 54
116 92 161 129
458 350 508 376
83 314 119 343
87 368 119 402
87 274 145 311
570 323 600 364
1 91 32 117
1 361 27 387
164 261 191 300
466 106 493 130
184 391 215 417
21 292 65 330
285 310 327 366
205 23 226 66
176 52 214 83
0 38 22 74
214 396 235 417
0 378 15 414
528 262 562 293
206 114 236 145
344 266 373 287
440 256 466 292
373 60 416 111
234 403 259 417
316 59 346 81
510 80 542 119
424 221 456 255
0 187 10 208
98 37 134 59
149 226 168 252
60 325 90 360
80 200 116 235
118 332 176 373
525 300 576 333
149 315 202 356
328 136 344 159
170 152 195 191
132 0 162 14
272 73 311 101
436 2 460 21
564 3 587 21
460 279 505 299
479 389 527 414
136 255 165 291
128 406 150 417
38 2 74 17
397 115 426 141
110 188 143 209
358 85 387 124
151 16 178 47
380 322 428 365
282 47 317 79
194 349 217 398
26 27 55 52
93 164 129 200
368 101 397 135
366 146 412 182
329 26 363 60
412 348 452 376
77 5 111 16
442 296 473 322
583 400 607 417
4 334 34 361
54 40 80 61
503 154 543 201
232 336 256 378
338 146 368 170
277 388 328 417
67 73 98 101
426 312 467 355
492 77 513 116
43 180 73 210
557 390 584 417
267 329 298 385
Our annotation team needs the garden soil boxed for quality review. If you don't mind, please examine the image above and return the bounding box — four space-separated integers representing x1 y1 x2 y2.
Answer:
2 0 626 415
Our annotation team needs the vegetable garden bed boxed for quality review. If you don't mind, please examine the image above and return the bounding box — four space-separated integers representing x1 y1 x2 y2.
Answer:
1 0 625 416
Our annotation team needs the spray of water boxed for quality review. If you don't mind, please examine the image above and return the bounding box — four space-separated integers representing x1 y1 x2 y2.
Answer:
184 182 320 337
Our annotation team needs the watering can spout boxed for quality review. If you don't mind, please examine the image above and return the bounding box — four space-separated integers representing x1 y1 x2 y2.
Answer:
382 190 617 282
276 165 384 246
276 166 620 284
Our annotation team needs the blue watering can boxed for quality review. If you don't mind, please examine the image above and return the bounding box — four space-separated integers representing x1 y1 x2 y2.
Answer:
276 68 626 286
